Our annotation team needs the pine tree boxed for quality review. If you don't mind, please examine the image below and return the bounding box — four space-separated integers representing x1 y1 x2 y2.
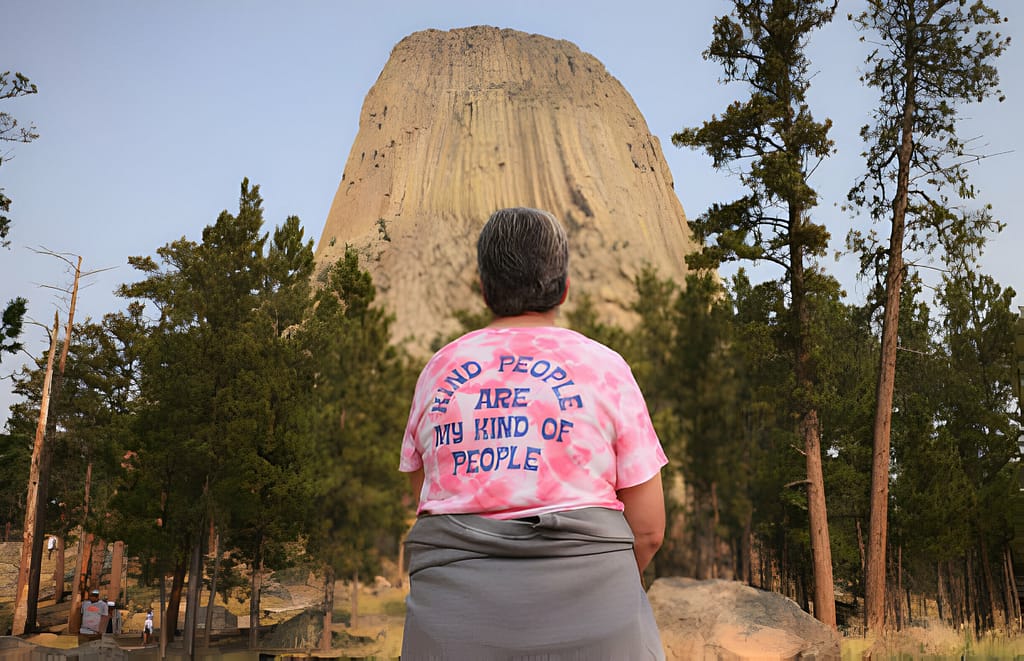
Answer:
673 0 839 627
298 249 414 639
114 179 318 647
848 0 1009 632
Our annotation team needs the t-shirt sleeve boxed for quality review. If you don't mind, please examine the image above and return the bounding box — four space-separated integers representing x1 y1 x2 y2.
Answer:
395 417 419 474
399 376 426 473
609 358 668 489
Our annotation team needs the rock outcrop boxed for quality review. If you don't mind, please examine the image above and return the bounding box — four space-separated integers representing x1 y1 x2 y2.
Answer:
314 26 697 352
648 578 841 660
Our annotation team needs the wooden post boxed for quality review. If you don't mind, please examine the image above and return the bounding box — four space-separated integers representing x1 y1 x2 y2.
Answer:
108 541 125 606
11 312 60 635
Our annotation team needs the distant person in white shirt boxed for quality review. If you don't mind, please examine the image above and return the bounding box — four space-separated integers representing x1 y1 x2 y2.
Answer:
143 608 154 644
47 535 57 560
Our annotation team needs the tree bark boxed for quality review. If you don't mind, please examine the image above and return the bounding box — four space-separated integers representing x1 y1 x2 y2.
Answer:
967 552 981 633
711 481 720 579
953 558 966 629
351 570 360 628
89 538 106 593
936 561 947 624
865 11 918 634
321 564 336 651
184 536 203 656
164 558 187 645
159 572 168 658
790 232 836 630
108 541 125 608
1003 548 1019 634
248 540 263 649
204 530 219 645
53 535 65 603
11 312 59 635
67 530 92 634
980 540 998 631
740 516 752 585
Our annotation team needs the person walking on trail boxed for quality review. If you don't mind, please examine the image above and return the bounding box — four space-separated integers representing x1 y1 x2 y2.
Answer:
399 207 668 659
143 608 154 645
47 535 56 560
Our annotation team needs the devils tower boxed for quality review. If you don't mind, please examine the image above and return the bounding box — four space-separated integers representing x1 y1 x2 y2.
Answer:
315 26 698 352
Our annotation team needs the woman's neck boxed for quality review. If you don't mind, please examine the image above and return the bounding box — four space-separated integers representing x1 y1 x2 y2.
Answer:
487 309 559 329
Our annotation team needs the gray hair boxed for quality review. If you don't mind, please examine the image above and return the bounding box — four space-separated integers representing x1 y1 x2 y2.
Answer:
477 207 569 318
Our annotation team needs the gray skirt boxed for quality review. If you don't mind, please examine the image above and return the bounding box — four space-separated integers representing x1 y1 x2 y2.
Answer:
401 507 665 660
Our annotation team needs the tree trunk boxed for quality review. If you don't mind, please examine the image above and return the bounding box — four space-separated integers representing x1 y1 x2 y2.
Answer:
740 516 752 585
936 561 947 625
802 408 835 628
954 558 966 630
249 540 264 649
204 530 219 645
321 564 335 651
184 536 203 656
26 267 81 631
159 572 168 658
866 24 917 635
53 535 65 603
67 530 92 633
164 558 187 644
351 570 360 628
89 538 106 592
888 548 900 631
108 541 125 608
711 481 720 579
980 540 998 632
11 312 59 635
789 236 836 630
68 461 94 632
1004 546 1021 632
968 550 983 633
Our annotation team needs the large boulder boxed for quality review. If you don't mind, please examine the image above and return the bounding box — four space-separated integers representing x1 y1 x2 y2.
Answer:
649 577 840 660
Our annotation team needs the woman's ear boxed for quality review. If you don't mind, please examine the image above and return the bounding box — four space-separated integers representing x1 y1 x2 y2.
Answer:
559 276 570 305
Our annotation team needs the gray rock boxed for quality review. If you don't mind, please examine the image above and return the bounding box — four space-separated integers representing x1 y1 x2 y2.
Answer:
649 577 841 660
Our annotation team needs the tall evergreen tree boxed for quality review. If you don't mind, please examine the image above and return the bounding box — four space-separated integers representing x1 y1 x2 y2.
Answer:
848 0 1009 632
114 179 317 647
673 0 839 627
298 249 414 639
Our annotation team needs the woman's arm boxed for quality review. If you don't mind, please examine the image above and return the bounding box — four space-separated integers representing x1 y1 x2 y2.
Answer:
408 467 425 508
617 471 665 575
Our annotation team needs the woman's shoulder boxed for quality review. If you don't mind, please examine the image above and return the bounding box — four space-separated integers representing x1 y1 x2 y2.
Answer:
423 326 628 370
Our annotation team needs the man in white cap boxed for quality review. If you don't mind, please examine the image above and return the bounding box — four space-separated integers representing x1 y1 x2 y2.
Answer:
79 589 109 638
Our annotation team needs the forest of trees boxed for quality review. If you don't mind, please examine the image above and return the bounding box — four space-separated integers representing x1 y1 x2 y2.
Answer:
0 0 1021 647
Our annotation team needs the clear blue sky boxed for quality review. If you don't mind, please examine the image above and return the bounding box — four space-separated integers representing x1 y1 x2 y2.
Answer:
2 1 1021 425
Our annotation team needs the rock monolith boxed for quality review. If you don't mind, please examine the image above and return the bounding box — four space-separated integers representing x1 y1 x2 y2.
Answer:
315 26 698 352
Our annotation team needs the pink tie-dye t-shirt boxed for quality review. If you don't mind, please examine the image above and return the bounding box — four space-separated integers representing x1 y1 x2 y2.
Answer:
400 326 667 519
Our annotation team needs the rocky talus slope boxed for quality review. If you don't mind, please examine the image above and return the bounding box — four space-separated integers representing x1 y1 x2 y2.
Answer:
314 26 698 352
